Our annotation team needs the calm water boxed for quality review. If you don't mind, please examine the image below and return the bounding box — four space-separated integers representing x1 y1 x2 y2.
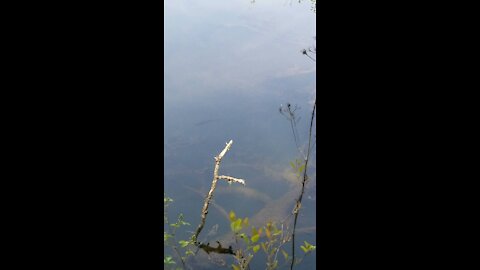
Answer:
164 0 316 269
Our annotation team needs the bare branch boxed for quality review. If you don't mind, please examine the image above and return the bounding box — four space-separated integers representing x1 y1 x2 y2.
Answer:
192 140 246 244
218 175 246 186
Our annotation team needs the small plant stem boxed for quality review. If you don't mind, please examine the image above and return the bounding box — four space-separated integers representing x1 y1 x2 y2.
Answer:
171 245 186 270
290 100 316 270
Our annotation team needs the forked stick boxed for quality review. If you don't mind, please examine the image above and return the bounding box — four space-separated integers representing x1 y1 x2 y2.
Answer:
192 140 246 243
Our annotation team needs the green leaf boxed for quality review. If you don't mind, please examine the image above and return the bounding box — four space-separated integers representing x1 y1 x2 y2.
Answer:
298 164 305 173
243 217 249 226
299 241 316 253
164 256 176 265
229 210 236 222
281 249 289 261
232 264 240 270
265 226 271 239
251 234 259 243
164 195 173 203
273 224 281 236
303 241 317 251
232 218 242 233
178 240 190 248
253 244 260 253
261 242 267 253
164 232 173 241
303 240 316 251
179 220 190 226
238 233 249 245
290 161 296 169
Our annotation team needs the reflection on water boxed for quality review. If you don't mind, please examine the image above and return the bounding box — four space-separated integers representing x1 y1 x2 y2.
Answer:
165 0 316 269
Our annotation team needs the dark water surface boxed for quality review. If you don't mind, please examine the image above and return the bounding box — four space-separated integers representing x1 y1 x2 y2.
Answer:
164 0 316 269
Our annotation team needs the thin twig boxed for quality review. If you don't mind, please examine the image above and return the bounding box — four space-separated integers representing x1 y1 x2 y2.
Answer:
172 245 187 270
272 223 289 266
280 103 305 158
301 49 316 62
290 99 316 270
218 175 246 185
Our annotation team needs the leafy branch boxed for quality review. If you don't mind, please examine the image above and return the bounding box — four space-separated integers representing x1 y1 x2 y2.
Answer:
164 195 192 270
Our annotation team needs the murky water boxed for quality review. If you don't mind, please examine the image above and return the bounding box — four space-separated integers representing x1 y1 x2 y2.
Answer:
164 0 316 269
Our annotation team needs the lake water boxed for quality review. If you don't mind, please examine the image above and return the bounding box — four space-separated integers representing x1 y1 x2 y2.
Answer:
164 0 316 269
